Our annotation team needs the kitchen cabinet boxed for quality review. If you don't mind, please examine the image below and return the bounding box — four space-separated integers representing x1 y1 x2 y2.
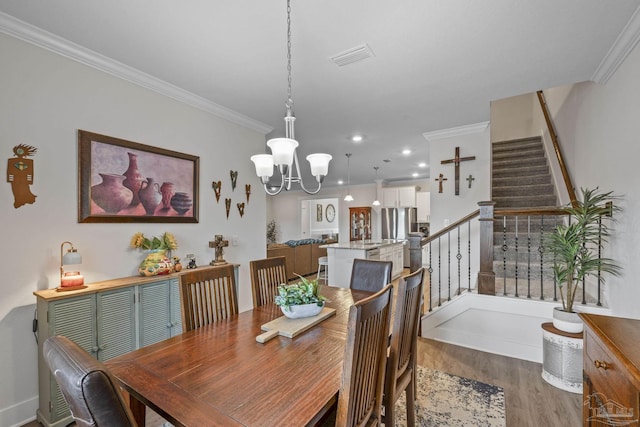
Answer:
416 191 431 223
580 313 640 426
383 186 416 207
33 266 236 427
379 243 404 279
349 207 371 241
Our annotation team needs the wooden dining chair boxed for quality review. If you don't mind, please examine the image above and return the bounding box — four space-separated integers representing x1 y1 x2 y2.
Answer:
336 284 393 427
43 335 138 427
179 265 238 331
349 258 392 292
382 267 425 427
250 256 288 307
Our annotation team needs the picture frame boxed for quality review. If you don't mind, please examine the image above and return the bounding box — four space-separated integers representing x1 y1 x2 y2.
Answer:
78 130 199 223
316 204 323 222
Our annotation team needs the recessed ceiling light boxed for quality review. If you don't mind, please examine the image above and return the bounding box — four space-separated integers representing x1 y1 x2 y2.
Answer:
351 135 363 142
402 149 411 155
338 180 344 185
418 162 426 168
412 173 419 178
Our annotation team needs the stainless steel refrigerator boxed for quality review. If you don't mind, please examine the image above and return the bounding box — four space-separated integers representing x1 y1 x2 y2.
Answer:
380 207 418 267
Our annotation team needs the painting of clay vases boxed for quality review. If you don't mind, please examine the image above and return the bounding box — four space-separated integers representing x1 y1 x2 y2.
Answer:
122 152 145 206
91 173 133 213
160 182 175 209
170 192 193 215
139 177 162 215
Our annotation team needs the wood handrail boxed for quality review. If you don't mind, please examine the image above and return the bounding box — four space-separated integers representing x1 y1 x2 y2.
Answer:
424 209 480 244
536 90 578 207
494 207 568 217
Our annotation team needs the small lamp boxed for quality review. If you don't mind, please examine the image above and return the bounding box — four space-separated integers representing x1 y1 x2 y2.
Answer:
59 241 86 291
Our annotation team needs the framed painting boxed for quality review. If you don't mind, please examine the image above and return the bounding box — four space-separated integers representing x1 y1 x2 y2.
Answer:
78 130 199 223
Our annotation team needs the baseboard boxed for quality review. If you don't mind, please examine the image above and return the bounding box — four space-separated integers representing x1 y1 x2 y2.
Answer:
0 395 38 427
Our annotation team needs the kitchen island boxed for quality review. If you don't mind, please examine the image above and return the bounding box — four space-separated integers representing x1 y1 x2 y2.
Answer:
321 240 404 287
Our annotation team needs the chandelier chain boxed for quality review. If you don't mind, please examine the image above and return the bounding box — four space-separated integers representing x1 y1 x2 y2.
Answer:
286 0 293 109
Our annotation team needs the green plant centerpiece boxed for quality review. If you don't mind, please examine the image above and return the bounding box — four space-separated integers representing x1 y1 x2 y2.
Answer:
545 187 622 331
130 232 179 276
275 276 326 319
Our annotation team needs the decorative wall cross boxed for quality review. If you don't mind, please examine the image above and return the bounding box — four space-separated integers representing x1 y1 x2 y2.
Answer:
209 234 229 265
435 173 448 193
466 174 475 189
440 147 475 195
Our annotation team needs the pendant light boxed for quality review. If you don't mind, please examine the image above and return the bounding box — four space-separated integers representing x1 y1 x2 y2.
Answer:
344 153 354 202
372 166 381 206
250 0 332 195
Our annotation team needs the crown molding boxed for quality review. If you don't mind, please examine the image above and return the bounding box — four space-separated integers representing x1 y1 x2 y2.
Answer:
422 121 489 142
592 6 640 84
0 12 273 135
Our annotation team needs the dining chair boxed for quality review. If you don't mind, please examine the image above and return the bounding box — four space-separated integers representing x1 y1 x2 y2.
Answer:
250 256 288 307
382 267 425 427
179 264 238 331
349 258 392 292
43 335 138 427
336 284 393 427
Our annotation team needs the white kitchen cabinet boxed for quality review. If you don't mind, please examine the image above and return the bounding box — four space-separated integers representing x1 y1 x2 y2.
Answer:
382 186 416 207
416 191 431 223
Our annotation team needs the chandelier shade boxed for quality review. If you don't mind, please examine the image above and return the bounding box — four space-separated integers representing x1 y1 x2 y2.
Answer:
250 0 331 195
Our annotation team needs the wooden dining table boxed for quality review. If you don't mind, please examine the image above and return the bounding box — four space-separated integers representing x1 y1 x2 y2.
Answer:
105 285 372 427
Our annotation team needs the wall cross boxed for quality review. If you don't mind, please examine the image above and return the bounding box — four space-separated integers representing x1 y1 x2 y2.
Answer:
435 173 448 194
209 234 229 265
441 147 475 195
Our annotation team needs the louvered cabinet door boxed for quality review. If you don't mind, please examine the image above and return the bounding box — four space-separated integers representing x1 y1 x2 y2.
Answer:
46 294 97 424
138 280 172 347
169 277 183 336
96 287 136 361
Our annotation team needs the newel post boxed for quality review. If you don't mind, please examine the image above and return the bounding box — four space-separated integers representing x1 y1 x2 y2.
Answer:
477 201 496 295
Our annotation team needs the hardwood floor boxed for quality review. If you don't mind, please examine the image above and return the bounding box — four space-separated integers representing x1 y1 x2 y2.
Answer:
417 338 582 427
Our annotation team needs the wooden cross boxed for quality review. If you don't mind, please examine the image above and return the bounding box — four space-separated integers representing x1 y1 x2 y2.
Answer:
441 147 475 195
435 173 448 193
466 174 475 189
209 234 229 265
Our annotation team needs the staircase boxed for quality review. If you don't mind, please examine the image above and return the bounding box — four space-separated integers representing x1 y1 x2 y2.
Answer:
491 136 562 300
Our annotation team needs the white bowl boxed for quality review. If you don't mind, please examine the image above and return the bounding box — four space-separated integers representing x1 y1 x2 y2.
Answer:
281 302 324 319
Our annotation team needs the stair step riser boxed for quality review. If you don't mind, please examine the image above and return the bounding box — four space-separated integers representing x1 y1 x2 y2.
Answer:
492 148 545 161
493 262 554 280
493 137 543 148
494 196 557 208
493 184 555 197
493 175 552 186
493 165 550 178
493 157 548 169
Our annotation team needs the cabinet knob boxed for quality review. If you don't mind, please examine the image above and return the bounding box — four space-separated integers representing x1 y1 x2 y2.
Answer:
594 359 609 370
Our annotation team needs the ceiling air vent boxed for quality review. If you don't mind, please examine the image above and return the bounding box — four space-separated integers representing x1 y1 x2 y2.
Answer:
330 44 374 67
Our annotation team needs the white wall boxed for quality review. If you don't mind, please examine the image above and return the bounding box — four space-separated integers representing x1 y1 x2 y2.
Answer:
490 93 541 142
544 40 640 318
0 33 267 426
427 124 491 295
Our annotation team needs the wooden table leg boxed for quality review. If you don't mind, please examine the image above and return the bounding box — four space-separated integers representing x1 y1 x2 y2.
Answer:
129 394 147 427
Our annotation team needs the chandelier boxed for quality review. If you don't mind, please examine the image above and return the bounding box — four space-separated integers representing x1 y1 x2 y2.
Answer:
250 0 332 195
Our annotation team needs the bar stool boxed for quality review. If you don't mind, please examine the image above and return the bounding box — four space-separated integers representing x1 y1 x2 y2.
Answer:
317 256 329 284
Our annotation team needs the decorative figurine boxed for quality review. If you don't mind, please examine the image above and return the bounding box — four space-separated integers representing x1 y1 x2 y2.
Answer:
209 234 229 265
230 170 238 191
435 173 448 194
225 198 231 218
186 253 197 269
440 146 475 195
7 144 37 208
237 202 245 217
212 180 222 202
466 174 475 189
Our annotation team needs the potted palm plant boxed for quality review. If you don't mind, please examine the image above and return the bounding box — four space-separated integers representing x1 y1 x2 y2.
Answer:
546 187 622 332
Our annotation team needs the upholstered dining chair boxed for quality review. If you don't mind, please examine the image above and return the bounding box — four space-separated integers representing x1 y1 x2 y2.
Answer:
43 335 138 427
349 258 393 293
250 256 288 307
179 264 238 331
336 284 393 427
382 268 425 427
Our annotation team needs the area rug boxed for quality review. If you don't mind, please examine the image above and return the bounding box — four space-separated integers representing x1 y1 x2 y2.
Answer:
393 366 506 427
